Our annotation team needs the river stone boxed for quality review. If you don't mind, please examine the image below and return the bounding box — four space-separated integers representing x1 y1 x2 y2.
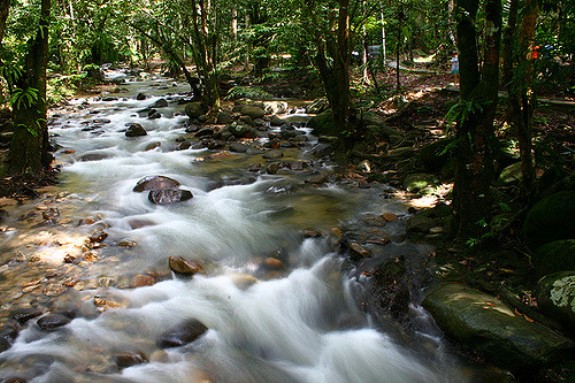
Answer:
168 256 203 275
185 102 205 119
195 128 215 138
37 314 71 331
228 123 256 139
131 274 155 287
263 150 284 160
523 191 575 248
89 228 108 243
136 93 147 100
78 152 111 162
536 271 575 333
149 98 169 108
307 110 337 136
145 142 161 151
157 318 208 348
0 336 10 353
148 189 193 205
115 352 148 369
216 111 234 124
423 283 574 371
125 123 147 137
240 105 265 119
403 173 439 193
12 307 43 324
406 215 435 233
229 143 250 153
534 240 575 278
133 175 181 192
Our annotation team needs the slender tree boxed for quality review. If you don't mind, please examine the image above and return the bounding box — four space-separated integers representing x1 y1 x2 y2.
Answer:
451 0 502 241
9 0 52 175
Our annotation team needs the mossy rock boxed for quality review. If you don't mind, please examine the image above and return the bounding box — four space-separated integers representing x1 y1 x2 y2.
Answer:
418 138 453 172
403 173 439 193
184 102 206 119
240 106 266 119
307 110 338 136
534 240 575 278
536 271 575 333
497 162 522 186
523 191 575 248
423 283 574 371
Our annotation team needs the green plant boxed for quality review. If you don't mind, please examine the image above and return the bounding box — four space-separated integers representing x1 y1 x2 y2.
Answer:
9 87 39 110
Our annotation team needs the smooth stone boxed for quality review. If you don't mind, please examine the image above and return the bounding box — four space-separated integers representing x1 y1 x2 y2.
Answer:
157 319 208 348
37 314 71 331
125 123 147 137
168 256 203 275
148 189 193 205
133 176 181 192
115 352 148 369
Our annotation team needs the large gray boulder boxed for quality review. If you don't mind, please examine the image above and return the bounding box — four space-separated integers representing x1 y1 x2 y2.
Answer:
536 271 575 333
185 102 205 120
423 283 574 371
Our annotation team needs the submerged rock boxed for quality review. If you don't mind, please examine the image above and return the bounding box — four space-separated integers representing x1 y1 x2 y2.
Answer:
423 283 574 371
148 189 193 205
157 318 208 348
37 314 71 331
115 351 148 369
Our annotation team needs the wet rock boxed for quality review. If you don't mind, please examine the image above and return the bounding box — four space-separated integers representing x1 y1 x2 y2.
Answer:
263 150 284 160
92 118 111 124
0 336 11 352
89 228 108 243
230 274 258 290
423 282 575 371
149 98 169 108
406 215 435 233
118 239 138 247
239 115 254 126
78 152 111 162
148 110 162 120
534 240 575 278
523 191 575 248
229 143 250 153
157 318 208 348
240 106 265 119
176 142 192 151
148 189 193 205
536 271 575 333
115 351 148 369
131 274 156 287
168 256 203 275
133 175 181 192
382 213 398 222
1 376 26 383
125 123 147 137
93 296 126 311
136 93 147 100
145 142 162 151
37 314 71 331
185 124 201 133
12 308 43 325
348 242 371 258
262 257 284 270
195 128 215 138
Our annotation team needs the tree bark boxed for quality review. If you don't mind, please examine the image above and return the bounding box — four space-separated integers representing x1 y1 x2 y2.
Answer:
451 0 502 241
0 0 9 46
9 0 52 175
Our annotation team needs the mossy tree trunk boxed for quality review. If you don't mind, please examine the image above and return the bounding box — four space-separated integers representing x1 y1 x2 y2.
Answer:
9 0 52 175
451 0 502 241
310 0 355 137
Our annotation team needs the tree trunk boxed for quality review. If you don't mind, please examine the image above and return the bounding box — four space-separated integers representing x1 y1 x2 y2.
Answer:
9 0 52 175
0 0 9 45
451 0 502 241
314 0 354 136
505 0 538 201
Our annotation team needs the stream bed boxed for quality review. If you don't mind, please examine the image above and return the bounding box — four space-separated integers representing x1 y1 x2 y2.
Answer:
0 73 494 382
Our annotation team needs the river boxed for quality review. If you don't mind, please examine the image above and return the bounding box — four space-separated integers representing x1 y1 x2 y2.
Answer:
0 72 493 382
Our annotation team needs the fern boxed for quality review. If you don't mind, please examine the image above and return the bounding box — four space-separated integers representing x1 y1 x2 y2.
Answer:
9 87 40 110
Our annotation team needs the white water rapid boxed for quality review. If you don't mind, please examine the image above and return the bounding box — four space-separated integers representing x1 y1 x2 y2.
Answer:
0 73 484 382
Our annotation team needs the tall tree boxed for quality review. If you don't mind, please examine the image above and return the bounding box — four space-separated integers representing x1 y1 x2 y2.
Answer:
9 0 52 175
0 0 9 45
451 0 502 241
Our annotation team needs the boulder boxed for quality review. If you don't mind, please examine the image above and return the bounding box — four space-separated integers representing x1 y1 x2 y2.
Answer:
116 352 148 369
12 308 43 325
136 93 147 100
227 123 256 139
185 102 205 120
216 111 234 124
534 240 575 278
78 152 111 162
148 189 193 205
240 106 265 119
125 123 147 137
157 319 208 348
133 176 181 192
536 271 575 333
229 143 250 153
523 191 575 248
418 139 453 172
263 101 289 114
269 115 286 127
423 283 574 371
149 98 169 108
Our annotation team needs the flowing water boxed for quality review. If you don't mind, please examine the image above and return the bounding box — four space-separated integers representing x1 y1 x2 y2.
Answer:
0 73 492 382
